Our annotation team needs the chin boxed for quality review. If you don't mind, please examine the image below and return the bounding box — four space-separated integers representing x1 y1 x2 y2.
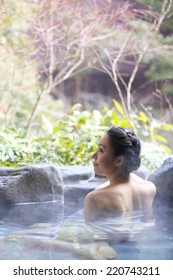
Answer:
94 167 106 177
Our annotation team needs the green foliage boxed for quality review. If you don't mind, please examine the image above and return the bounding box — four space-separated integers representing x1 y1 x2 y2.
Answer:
146 55 173 82
137 0 167 9
0 101 172 171
0 1 173 172
140 141 169 172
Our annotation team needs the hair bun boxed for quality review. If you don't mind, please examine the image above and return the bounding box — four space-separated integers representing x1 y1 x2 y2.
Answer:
126 131 133 145
107 126 141 172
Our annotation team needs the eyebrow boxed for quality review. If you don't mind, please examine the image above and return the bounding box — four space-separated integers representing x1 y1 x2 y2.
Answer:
99 144 106 149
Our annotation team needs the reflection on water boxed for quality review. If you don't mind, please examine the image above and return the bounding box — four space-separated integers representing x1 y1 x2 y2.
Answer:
0 199 64 226
0 201 173 260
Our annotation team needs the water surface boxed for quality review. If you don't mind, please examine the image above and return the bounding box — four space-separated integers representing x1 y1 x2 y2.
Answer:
0 201 173 260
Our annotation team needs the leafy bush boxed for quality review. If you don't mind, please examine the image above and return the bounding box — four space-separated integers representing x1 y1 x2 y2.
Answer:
0 100 172 171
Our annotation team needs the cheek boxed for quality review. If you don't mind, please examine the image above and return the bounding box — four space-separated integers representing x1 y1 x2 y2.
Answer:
102 156 115 169
107 159 115 169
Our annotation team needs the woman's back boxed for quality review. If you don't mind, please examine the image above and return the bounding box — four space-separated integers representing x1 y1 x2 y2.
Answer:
84 173 156 221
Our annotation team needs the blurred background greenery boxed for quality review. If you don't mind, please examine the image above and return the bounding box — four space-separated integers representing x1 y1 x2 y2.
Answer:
0 0 173 170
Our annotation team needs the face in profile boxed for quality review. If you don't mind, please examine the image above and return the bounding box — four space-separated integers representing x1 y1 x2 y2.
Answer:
92 134 118 177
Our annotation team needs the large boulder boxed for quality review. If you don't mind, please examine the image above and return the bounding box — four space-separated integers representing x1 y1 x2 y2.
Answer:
148 157 173 210
0 164 64 204
59 166 93 182
0 164 65 224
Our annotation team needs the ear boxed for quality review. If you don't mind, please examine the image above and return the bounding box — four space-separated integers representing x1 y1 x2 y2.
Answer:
114 155 125 167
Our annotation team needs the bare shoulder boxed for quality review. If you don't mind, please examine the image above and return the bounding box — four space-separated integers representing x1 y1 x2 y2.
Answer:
84 188 108 207
132 174 156 210
131 173 156 194
84 189 99 204
84 188 125 222
145 180 156 194
84 190 102 222
141 178 156 197
130 173 147 183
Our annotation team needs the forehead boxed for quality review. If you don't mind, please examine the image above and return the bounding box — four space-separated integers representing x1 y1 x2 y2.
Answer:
99 134 110 147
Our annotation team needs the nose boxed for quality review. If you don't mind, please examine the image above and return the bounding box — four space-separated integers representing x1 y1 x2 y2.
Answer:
92 151 97 159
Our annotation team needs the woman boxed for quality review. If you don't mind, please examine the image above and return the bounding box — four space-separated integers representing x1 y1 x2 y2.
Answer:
84 126 156 222
5 126 156 260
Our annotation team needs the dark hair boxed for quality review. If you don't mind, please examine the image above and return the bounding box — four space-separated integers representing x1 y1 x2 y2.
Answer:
107 126 141 173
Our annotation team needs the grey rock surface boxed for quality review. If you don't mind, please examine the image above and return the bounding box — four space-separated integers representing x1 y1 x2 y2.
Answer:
59 166 94 182
0 164 64 204
148 157 173 210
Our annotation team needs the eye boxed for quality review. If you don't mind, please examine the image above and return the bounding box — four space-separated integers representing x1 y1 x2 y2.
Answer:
99 147 104 153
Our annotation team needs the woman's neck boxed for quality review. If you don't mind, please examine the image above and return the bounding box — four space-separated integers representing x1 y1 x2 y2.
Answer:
108 171 130 186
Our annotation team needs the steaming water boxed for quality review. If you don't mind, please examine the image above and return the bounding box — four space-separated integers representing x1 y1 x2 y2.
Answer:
0 200 173 260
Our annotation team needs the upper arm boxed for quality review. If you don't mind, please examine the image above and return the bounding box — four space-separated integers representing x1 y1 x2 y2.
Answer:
142 182 156 209
84 190 126 222
142 182 156 222
84 192 99 222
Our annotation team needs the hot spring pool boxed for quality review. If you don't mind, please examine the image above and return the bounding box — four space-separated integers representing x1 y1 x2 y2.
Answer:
0 201 173 260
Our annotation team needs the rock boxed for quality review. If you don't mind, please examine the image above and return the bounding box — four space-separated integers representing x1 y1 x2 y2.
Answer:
0 164 64 204
148 157 173 210
0 164 95 222
0 188 14 218
59 166 94 182
148 157 173 199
